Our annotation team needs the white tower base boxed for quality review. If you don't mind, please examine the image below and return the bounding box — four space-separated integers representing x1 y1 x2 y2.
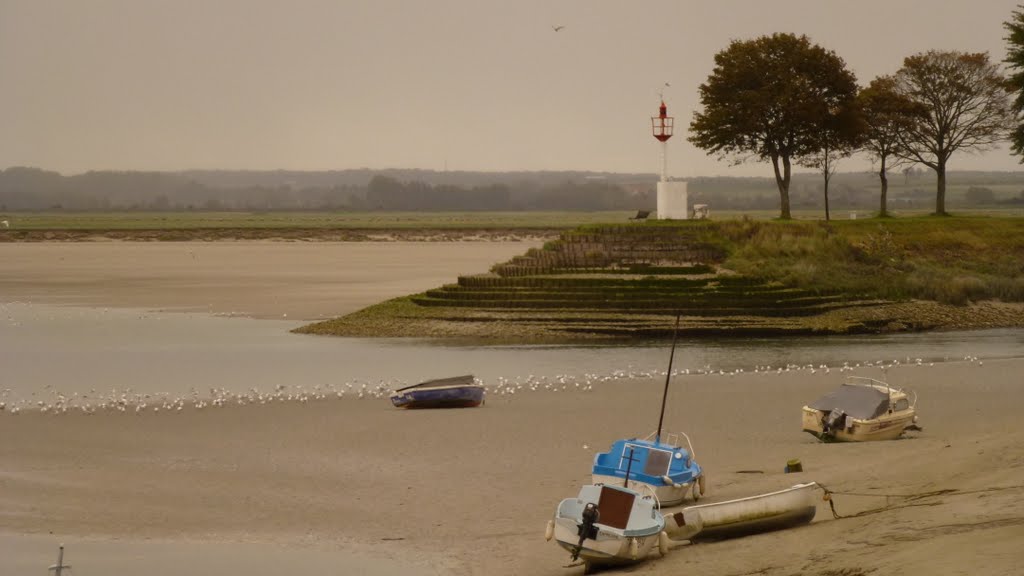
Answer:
657 181 689 220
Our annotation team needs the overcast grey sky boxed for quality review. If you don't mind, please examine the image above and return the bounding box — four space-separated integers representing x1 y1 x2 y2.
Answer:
2 0 1023 177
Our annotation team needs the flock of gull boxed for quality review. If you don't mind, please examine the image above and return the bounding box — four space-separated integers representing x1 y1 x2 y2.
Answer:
0 298 993 416
0 355 987 417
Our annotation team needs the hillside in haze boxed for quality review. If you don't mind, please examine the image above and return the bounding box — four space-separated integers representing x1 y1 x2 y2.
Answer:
2 166 1024 213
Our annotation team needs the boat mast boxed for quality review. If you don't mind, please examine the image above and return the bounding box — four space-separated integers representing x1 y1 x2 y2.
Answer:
622 446 636 488
49 545 71 576
655 315 681 444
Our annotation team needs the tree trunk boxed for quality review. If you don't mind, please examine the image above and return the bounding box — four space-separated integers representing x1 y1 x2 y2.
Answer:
936 159 947 215
879 156 888 217
822 143 831 222
823 174 830 222
772 153 792 219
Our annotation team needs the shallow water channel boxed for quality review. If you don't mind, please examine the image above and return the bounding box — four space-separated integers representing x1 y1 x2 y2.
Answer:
2 301 1022 405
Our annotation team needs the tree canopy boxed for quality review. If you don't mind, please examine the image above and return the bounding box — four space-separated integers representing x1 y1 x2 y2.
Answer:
689 33 859 219
1003 7 1024 159
893 51 1013 215
798 97 865 221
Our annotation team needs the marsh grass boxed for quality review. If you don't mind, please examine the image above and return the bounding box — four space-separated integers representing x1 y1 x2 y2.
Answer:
717 216 1024 304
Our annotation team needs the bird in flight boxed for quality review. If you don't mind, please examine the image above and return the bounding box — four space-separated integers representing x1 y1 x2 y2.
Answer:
552 25 566 32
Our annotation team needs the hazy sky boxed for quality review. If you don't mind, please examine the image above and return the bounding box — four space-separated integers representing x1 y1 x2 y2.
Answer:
3 0 1024 177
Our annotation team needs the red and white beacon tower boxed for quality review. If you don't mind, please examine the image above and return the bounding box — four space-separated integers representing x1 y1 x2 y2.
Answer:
652 100 688 219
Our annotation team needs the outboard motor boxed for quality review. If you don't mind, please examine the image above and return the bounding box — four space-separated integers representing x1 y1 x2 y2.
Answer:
572 503 601 561
822 409 846 437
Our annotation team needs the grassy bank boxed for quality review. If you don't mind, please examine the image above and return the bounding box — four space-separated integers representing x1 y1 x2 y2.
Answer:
710 216 1024 305
298 216 1024 340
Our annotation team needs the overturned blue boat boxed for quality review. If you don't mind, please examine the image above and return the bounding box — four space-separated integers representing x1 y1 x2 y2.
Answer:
389 375 485 409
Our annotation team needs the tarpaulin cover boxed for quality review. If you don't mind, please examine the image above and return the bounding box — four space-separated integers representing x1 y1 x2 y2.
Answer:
807 384 890 420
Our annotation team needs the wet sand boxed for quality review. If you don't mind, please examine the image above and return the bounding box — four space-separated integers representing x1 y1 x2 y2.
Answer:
1 241 1023 575
1 361 1022 575
0 241 538 320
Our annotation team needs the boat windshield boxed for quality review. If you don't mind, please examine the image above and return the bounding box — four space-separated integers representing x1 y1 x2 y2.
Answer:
619 443 673 476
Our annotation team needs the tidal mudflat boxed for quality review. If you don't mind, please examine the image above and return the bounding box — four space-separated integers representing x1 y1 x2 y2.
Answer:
1 241 1022 575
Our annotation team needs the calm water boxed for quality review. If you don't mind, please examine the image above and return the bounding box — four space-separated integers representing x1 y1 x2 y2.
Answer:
2 301 1022 405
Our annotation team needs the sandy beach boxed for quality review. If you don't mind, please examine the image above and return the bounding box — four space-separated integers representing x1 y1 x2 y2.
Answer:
0 241 539 320
2 241 1023 575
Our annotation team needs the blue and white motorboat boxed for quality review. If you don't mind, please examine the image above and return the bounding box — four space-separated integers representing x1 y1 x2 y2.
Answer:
389 375 485 409
591 316 705 507
592 431 703 507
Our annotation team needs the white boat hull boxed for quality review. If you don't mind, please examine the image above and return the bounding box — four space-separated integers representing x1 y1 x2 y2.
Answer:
664 482 819 541
591 474 695 507
547 484 667 568
802 406 916 442
552 518 660 566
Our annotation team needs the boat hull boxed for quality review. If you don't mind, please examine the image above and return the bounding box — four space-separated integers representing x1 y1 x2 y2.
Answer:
664 482 819 542
552 519 659 566
802 406 916 442
548 484 666 568
390 385 484 409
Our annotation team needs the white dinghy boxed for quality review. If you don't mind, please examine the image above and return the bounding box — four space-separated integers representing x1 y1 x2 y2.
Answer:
546 482 670 573
664 482 819 541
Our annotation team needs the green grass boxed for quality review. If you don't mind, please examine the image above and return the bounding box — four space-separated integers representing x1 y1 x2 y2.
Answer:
518 215 1024 305
714 216 1024 304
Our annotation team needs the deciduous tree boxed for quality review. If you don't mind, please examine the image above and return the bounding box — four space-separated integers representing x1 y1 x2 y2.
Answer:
799 103 864 221
858 76 927 217
893 51 1013 215
689 33 859 219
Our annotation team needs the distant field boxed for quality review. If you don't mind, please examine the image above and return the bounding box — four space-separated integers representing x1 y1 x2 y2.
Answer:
0 208 1020 230
0 211 625 230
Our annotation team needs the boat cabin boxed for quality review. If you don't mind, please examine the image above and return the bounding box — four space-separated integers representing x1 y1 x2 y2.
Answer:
593 438 696 486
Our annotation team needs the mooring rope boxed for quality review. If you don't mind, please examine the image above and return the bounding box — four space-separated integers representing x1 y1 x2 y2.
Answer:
816 483 1024 520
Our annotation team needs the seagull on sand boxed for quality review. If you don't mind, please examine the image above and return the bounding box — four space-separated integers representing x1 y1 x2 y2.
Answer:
552 25 565 32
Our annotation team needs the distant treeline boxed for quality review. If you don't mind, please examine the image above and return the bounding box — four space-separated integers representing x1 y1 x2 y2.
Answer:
1 166 1023 212
364 175 646 211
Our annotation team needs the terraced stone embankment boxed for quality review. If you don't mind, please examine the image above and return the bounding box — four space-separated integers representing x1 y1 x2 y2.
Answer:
297 223 910 339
